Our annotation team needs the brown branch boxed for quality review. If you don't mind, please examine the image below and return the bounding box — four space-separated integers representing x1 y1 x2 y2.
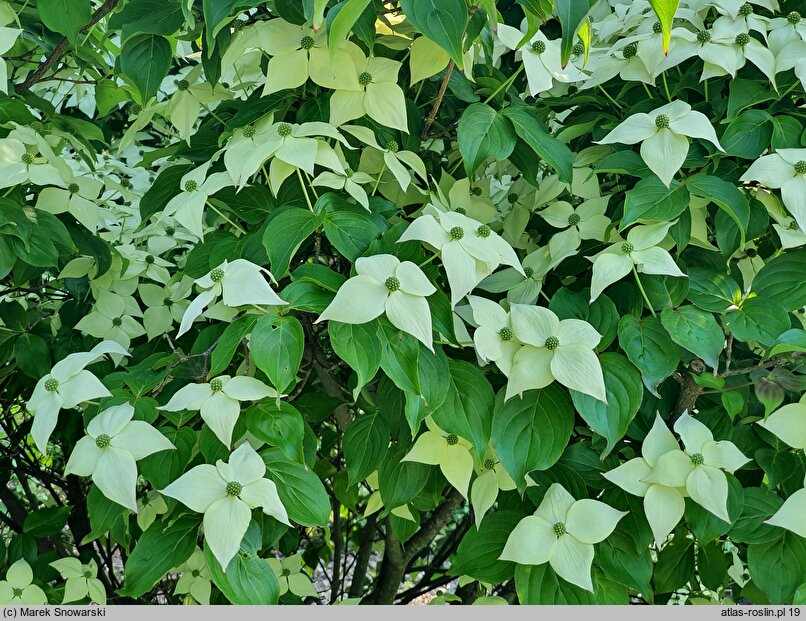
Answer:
421 60 455 139
17 0 120 93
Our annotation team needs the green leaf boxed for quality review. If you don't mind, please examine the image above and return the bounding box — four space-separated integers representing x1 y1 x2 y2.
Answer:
23 506 70 537
725 297 790 346
653 537 695 593
515 564 595 604
378 444 431 509
660 305 724 372
554 0 596 67
570 353 643 458
322 207 384 262
327 0 371 60
82 485 129 544
343 410 390 487
209 314 259 376
728 487 784 545
595 532 653 596
13 333 51 379
262 448 330 527
262 207 323 278
329 321 382 401
721 109 773 159
491 384 574 489
121 515 200 598
748 533 806 603
246 402 305 464
250 314 304 393
39 0 90 43
698 541 729 592
379 322 421 395
502 106 574 183
204 534 280 604
108 0 185 41
621 177 689 226
617 315 681 396
753 248 806 311
457 103 517 176
138 165 193 221
686 175 749 244
647 0 680 53
400 0 468 67
452 511 523 584
687 267 742 313
119 34 173 103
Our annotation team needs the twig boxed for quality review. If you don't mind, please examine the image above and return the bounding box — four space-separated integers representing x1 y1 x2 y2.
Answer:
421 60 455 139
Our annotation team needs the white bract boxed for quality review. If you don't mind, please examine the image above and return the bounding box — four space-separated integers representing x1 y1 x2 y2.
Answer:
541 196 612 256
163 163 232 239
173 549 212 605
588 221 686 302
402 417 475 499
741 149 806 232
27 340 130 453
505 304 606 403
267 554 318 598
49 558 106 605
597 100 724 186
500 483 627 591
178 259 287 336
315 254 436 350
0 559 47 605
467 295 520 377
161 442 290 570
470 447 516 528
65 403 175 511
159 375 277 448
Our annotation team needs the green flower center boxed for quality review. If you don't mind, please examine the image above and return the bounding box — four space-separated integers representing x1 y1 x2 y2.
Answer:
184 180 198 192
226 481 242 496
697 30 711 44
130 103 142 115
739 3 752 16
787 11 801 24
21 152 34 164
470 186 482 196
282 568 291 577
544 335 560 350
191 570 200 578
449 226 465 240
483 459 496 470
300 35 315 50
553 522 567 536
655 114 670 129
177 79 190 91
110 317 122 327
499 327 513 341
233 19 246 31
572 42 584 56
67 182 80 194
358 72 373 86
344 168 354 178
386 140 399 153
96 434 111 448
788 220 799 230
243 125 256 138
12 588 23 598
653 21 663 33
735 33 750 46
531 40 546 54
620 242 634 255
746 247 758 257
384 276 400 292
524 266 535 278
567 213 581 226
84 570 93 579
44 378 59 392
210 378 224 392
507 192 519 205
145 254 155 264
623 42 638 58
165 226 176 236
455 207 467 215
794 160 806 174
277 123 292 137
30 120 45 132
164 297 174 306
446 433 459 446
691 452 705 465
210 268 225 282
477 224 491 238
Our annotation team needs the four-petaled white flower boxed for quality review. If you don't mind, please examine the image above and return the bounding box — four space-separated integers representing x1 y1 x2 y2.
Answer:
541 196 612 256
467 295 520 377
741 149 806 233
505 304 607 403
500 483 627 591
597 100 724 187
161 442 290 571
65 403 175 511
49 558 106 605
402 417 475 498
173 548 212 605
588 221 686 303
27 340 130 453
159 375 277 448
266 554 318 598
0 559 47 605
471 446 516 528
316 254 436 350
164 162 232 239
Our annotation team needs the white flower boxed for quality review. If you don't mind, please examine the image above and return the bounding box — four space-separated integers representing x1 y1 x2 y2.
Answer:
467 295 520 377
506 304 606 402
49 558 106 605
161 443 290 570
164 162 232 239
167 65 230 141
178 259 287 336
0 137 63 190
315 254 436 350
138 279 193 339
27 340 130 453
471 447 516 528
402 417 475 498
399 208 523 306
173 549 212 605
596 100 723 187
0 26 21 95
588 221 686 302
500 483 626 591
741 149 806 233
159 375 277 448
0 559 47 605
74 290 146 350
267 554 318 598
65 403 175 511
541 196 612 255
35 172 103 231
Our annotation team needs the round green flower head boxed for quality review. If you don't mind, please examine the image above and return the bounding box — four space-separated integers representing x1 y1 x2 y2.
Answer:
191 570 200 578
697 30 711 44
21 152 34 164
177 79 190 91
130 103 142 115
112 317 122 326
531 40 546 54
184 180 197 192
483 459 496 470
623 42 638 59
446 433 459 446
233 19 246 31
68 183 80 194
384 276 400 292
210 378 224 392
164 297 174 307
553 522 567 537
242 125 256 138
524 266 534 278
30 120 44 132
344 168 353 178
165 226 176 236
787 11 801 24
794 160 806 174
44 378 59 392
300 35 315 50
449 226 465 240
655 114 670 129
386 140 399 153
282 569 291 577
735 33 750 46
507 192 519 204
572 42 584 56
653 21 663 33
568 213 581 226
470 186 482 196
145 254 155 264
358 72 373 86
454 207 467 215
621 241 634 254
210 268 225 282
277 122 292 137
84 570 93 579
477 224 491 238
12 588 22 598
544 335 560 351
95 434 111 449
788 220 799 230
739 3 752 15
499 327 513 341
690 452 705 466
226 481 242 496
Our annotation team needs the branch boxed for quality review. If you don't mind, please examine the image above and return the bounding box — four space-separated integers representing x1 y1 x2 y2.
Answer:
17 0 120 93
421 60 455 139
